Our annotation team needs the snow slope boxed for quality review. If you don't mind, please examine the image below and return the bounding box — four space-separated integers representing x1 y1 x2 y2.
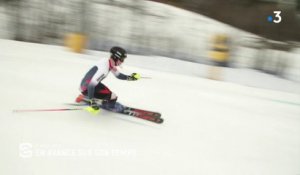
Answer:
0 40 300 175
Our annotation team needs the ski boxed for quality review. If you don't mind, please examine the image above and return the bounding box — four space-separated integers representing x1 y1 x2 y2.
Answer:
114 105 163 124
67 102 163 124
122 106 161 118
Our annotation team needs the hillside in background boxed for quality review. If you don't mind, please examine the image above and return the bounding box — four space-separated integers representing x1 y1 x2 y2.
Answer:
151 0 300 42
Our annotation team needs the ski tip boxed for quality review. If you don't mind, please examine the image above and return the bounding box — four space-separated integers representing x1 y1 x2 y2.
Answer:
156 118 164 124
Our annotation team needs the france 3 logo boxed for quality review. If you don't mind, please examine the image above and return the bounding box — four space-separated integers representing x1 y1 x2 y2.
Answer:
267 11 282 23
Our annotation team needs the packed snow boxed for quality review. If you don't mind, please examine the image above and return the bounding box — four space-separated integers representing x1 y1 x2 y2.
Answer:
0 40 299 175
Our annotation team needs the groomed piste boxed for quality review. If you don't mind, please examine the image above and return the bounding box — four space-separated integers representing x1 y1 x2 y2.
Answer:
0 39 300 175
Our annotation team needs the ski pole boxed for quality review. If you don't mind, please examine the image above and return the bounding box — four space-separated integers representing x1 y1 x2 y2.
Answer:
13 108 83 113
141 76 152 79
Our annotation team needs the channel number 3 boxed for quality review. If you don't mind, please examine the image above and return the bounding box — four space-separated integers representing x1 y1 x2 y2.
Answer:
273 11 282 23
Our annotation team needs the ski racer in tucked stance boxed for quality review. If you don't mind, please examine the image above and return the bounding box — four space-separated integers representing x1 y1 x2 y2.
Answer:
76 46 141 113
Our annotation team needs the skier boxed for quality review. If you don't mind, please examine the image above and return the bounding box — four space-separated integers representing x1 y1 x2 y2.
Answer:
75 46 141 113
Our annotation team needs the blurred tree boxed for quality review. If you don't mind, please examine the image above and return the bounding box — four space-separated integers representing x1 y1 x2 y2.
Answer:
149 0 300 41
